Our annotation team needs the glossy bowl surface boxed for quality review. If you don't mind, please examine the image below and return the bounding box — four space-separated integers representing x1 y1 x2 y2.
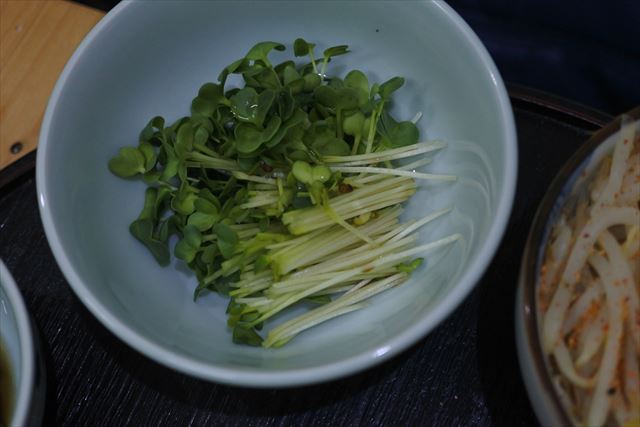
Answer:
37 1 516 386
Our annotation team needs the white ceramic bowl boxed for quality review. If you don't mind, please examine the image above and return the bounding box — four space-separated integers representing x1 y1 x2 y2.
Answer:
0 261 34 427
37 1 516 386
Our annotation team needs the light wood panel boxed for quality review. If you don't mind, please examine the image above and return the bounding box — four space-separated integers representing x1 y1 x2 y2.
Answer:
0 0 104 169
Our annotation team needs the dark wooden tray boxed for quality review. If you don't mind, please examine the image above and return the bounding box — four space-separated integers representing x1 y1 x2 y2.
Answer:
0 86 611 426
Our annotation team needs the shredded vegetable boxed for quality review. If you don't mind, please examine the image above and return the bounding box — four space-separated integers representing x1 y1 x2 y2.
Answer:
539 117 640 426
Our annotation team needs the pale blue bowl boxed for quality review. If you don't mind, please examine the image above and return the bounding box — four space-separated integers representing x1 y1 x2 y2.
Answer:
37 0 516 386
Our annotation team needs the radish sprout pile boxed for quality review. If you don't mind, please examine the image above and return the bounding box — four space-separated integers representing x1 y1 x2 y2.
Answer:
108 40 459 347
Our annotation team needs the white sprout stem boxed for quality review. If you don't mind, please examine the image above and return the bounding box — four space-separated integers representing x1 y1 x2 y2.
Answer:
322 141 446 165
285 189 415 234
266 304 367 348
322 198 375 244
266 225 330 251
265 269 396 297
232 171 278 185
411 111 423 124
229 278 273 298
239 197 279 209
283 182 415 230
271 211 402 275
236 228 261 240
187 152 239 170
283 177 413 227
343 279 372 296
330 165 457 181
389 208 452 243
284 223 412 280
280 236 417 280
263 273 408 347
251 234 460 324
232 271 271 288
397 157 434 171
346 160 433 186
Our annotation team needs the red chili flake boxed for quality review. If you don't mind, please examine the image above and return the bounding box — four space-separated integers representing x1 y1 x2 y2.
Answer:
583 232 590 238
261 163 273 173
338 183 353 193
623 139 629 145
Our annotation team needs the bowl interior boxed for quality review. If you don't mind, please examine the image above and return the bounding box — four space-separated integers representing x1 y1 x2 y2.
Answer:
38 1 515 385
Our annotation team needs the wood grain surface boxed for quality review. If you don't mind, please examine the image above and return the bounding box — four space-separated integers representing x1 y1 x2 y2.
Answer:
0 98 609 426
0 0 103 170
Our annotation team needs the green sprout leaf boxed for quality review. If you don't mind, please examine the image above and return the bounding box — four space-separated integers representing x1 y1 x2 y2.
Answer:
230 87 275 128
293 38 315 57
322 45 349 61
171 186 197 216
313 86 359 110
343 111 365 137
232 326 263 346
344 70 369 107
377 110 419 148
235 116 281 154
140 116 165 143
175 121 194 157
245 41 285 67
138 142 157 172
129 219 170 266
175 225 202 263
378 76 404 101
108 147 146 177
397 258 424 273
213 222 238 245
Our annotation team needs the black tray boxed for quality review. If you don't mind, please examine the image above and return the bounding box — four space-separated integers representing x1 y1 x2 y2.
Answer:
0 86 611 426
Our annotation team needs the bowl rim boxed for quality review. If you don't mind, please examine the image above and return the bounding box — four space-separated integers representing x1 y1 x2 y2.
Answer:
0 261 35 426
36 0 517 386
516 106 640 425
